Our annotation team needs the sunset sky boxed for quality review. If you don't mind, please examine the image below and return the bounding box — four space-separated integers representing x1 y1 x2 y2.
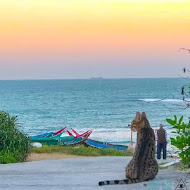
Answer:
0 0 190 79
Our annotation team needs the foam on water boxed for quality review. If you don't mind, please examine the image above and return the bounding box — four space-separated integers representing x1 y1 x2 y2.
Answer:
139 99 189 102
72 127 174 145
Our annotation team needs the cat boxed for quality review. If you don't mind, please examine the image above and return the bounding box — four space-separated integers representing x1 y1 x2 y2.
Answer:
99 112 158 186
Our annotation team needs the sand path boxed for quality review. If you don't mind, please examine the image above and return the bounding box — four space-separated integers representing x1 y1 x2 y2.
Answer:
27 153 84 161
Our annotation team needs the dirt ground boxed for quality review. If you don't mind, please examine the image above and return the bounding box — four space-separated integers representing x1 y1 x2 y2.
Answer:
27 153 85 161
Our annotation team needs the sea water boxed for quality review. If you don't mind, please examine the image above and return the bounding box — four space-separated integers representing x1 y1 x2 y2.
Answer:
0 78 189 145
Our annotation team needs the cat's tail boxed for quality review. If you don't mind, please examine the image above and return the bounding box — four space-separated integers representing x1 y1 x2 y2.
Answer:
98 178 139 186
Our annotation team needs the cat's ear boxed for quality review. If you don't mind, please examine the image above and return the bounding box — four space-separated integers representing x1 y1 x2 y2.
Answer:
141 112 147 118
136 112 141 120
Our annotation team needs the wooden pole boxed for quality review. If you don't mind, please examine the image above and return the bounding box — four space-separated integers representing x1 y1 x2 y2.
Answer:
131 128 133 147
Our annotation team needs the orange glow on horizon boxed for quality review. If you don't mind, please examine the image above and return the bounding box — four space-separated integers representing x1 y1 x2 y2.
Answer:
0 0 190 56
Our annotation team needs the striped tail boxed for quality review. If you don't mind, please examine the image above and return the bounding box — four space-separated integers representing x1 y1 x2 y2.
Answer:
98 178 139 186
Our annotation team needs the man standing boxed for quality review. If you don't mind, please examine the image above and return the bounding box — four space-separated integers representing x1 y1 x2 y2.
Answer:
156 124 167 160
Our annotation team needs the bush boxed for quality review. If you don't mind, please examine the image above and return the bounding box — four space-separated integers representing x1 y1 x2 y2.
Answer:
0 111 31 164
166 115 190 165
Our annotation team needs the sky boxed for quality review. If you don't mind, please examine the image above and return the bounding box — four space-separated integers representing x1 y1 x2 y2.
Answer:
0 0 190 79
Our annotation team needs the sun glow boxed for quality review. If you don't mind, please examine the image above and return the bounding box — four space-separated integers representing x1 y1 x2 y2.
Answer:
0 0 190 55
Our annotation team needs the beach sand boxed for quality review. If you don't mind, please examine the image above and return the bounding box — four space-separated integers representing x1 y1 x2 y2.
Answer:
27 150 178 162
27 153 85 161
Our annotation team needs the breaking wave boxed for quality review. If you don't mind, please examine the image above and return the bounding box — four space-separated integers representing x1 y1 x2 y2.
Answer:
139 99 188 102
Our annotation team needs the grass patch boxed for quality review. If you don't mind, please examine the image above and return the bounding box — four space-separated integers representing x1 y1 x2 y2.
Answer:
32 145 134 157
173 162 190 171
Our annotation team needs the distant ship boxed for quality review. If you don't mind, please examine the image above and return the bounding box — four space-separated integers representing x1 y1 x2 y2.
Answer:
90 77 103 80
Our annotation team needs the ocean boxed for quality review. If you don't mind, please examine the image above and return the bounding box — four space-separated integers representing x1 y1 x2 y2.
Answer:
0 78 189 145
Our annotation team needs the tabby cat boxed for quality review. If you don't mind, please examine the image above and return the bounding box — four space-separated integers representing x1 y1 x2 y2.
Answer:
99 112 158 186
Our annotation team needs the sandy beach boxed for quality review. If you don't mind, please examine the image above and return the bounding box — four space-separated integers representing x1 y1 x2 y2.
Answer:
27 153 85 162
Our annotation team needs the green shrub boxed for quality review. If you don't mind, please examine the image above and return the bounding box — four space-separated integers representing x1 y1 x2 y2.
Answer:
166 115 190 165
0 111 31 164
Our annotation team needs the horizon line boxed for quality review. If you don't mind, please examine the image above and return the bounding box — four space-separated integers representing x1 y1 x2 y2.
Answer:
0 76 181 81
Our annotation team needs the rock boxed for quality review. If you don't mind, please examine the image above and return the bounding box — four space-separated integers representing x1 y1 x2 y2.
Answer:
31 142 43 148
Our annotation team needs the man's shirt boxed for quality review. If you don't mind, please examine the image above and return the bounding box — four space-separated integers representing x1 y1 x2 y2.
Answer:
155 128 168 143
